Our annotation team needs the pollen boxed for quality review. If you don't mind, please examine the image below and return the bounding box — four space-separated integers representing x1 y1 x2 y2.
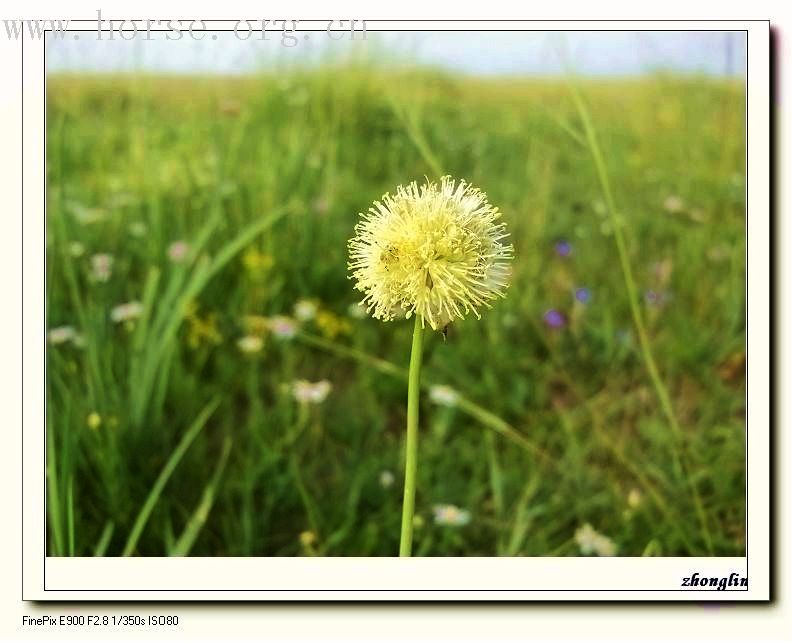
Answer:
348 176 513 330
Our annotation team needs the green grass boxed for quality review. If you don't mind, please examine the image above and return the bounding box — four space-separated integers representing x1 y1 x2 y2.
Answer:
45 66 746 557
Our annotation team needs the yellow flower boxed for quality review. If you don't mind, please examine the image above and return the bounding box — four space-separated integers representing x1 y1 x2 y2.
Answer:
242 248 274 276
237 335 264 354
348 176 513 330
86 412 102 430
315 310 351 339
241 314 269 336
187 313 223 349
299 530 317 547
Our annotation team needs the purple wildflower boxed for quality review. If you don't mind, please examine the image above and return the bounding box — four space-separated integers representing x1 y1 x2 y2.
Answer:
645 289 663 306
543 309 567 329
554 240 572 258
574 287 592 304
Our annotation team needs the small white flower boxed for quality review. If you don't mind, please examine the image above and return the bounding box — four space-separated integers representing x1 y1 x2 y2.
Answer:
48 325 78 345
429 385 459 408
268 315 298 340
237 335 263 354
707 245 730 263
663 195 685 214
627 489 642 509
293 299 318 322
292 379 332 405
313 196 330 215
347 303 367 319
432 504 471 527
69 202 106 225
110 301 143 323
575 523 617 557
167 240 190 263
129 221 147 238
379 470 395 489
90 253 114 282
68 241 85 258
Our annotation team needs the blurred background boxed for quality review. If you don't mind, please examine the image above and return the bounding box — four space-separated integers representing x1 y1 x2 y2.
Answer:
45 30 746 557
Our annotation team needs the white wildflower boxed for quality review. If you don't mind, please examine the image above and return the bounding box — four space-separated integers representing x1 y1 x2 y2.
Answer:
292 380 332 405
432 504 471 527
237 335 263 354
575 523 617 556
110 301 143 323
293 299 318 322
429 385 459 408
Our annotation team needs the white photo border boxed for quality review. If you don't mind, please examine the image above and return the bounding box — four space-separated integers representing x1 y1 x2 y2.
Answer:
22 19 771 602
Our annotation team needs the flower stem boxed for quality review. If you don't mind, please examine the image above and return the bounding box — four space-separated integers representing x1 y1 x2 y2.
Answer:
399 316 425 557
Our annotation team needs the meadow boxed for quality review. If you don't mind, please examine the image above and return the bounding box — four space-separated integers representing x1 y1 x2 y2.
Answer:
45 65 746 557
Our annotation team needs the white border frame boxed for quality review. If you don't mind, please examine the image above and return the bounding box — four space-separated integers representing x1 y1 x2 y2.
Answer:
22 19 770 601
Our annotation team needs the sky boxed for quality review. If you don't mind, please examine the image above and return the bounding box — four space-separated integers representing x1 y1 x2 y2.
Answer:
46 30 747 77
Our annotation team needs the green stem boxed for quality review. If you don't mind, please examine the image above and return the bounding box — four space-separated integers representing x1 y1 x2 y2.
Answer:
399 316 425 557
568 84 714 554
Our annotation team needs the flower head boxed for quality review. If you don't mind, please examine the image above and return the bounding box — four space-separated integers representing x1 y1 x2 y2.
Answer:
347 302 367 319
554 240 572 258
291 379 332 405
574 287 592 304
379 470 395 489
348 176 513 330
293 299 318 322
86 412 102 430
48 325 79 346
543 308 567 329
129 221 147 238
432 504 471 527
663 195 685 213
299 530 316 546
90 253 113 282
574 523 617 556
68 241 85 258
237 335 263 354
242 248 274 275
429 385 459 408
267 315 298 340
167 240 190 263
315 310 351 339
110 301 143 323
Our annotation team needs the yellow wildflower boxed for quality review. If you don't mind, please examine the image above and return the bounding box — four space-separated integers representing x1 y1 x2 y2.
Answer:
348 176 513 330
86 412 102 430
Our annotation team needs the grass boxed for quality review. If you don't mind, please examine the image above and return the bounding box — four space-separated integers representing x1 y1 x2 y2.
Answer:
45 65 746 557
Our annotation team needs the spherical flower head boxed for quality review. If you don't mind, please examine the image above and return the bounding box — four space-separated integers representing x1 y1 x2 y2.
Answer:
90 253 114 282
574 523 617 557
554 240 572 257
267 315 298 340
348 176 513 331
292 379 332 405
379 470 395 489
110 301 143 324
432 504 471 527
428 384 459 408
48 325 78 346
237 335 264 354
574 287 592 304
167 240 190 263
543 308 567 329
293 299 318 322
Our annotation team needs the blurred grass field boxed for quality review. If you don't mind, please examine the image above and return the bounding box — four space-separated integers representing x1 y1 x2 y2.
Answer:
45 66 746 557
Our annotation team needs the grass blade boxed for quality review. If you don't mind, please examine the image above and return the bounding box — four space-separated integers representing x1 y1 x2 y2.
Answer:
122 398 221 556
93 521 115 557
566 80 714 554
131 208 287 426
171 437 232 557
45 418 64 557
